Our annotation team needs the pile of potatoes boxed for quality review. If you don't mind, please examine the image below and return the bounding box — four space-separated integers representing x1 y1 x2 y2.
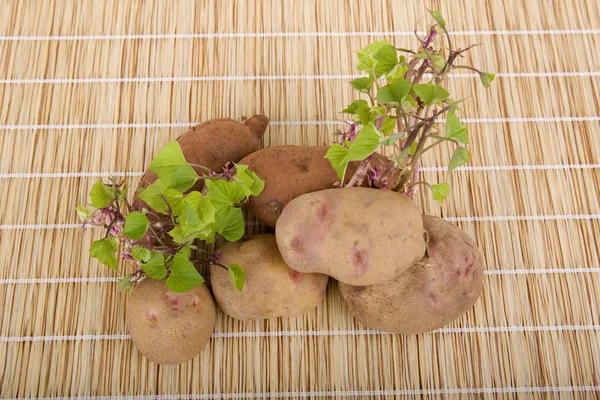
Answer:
126 116 484 365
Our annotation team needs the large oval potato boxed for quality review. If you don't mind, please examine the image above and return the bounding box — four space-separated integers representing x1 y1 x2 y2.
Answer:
211 234 329 320
339 215 484 334
135 115 269 206
239 146 395 227
126 279 216 365
276 187 425 286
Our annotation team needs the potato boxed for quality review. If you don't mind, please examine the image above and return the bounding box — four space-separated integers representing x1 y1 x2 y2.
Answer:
136 115 269 200
276 187 425 286
211 234 328 320
339 215 484 334
126 278 216 365
239 146 395 227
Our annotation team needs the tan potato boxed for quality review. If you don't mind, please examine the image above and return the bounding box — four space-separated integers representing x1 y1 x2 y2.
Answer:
126 279 215 365
211 234 329 320
339 215 484 334
276 187 425 286
135 115 269 207
239 146 396 227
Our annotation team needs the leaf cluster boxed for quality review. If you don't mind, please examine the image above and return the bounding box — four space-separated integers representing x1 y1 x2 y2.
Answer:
77 141 261 292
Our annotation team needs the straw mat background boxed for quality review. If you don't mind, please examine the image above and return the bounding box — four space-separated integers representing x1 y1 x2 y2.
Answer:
1 0 599 398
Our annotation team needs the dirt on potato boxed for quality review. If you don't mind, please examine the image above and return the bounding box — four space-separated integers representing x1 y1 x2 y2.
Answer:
276 187 425 286
239 146 395 227
126 279 216 365
211 234 329 320
339 215 484 334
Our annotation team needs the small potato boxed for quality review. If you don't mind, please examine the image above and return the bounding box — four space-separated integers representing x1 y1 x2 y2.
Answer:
339 215 484 334
211 234 329 320
126 279 216 365
276 187 425 286
239 146 395 227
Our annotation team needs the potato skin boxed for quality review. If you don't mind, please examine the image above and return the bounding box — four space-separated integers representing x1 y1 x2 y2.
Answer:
239 146 395 227
211 234 329 320
339 215 484 334
276 187 426 286
136 115 269 200
126 279 216 365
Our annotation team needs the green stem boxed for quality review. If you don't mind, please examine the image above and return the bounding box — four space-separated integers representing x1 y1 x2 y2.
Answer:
189 164 213 174
408 180 431 189
367 92 377 106
421 139 444 154
452 65 482 74
428 134 461 146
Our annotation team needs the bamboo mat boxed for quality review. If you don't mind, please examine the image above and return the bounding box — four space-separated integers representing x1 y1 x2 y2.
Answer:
1 0 600 398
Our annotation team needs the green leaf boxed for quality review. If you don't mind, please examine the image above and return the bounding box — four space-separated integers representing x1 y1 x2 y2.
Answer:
413 49 432 60
409 140 418 156
372 42 398 77
343 99 370 114
131 246 151 262
356 41 388 71
445 113 469 144
377 79 411 105
343 123 381 162
357 55 377 72
431 183 451 206
427 9 446 27
356 103 375 125
117 274 134 291
148 141 187 186
432 53 446 70
448 147 471 173
90 238 118 270
433 85 451 102
180 203 201 228
324 144 350 181
76 205 96 221
196 195 216 227
234 164 265 196
380 116 397 136
413 84 449 106
205 179 247 213
141 252 167 280
379 132 406 146
183 191 203 207
167 162 198 192
214 207 245 242
479 72 496 88
371 105 387 115
170 195 216 243
350 77 374 93
89 180 116 208
166 258 205 293
227 264 246 291
123 212 150 241
168 226 189 244
176 247 192 260
386 64 408 82
446 98 460 113
137 179 184 215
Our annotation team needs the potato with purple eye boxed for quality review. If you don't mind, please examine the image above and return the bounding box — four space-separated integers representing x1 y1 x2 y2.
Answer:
339 215 484 334
276 187 426 286
126 279 216 365
211 234 329 320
